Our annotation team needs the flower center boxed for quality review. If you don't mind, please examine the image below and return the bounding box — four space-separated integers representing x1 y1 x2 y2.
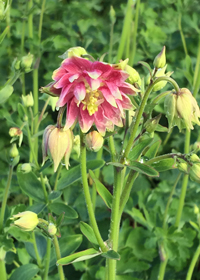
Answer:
82 88 100 116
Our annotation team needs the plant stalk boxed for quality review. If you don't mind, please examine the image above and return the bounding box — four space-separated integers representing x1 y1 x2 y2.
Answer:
53 236 65 280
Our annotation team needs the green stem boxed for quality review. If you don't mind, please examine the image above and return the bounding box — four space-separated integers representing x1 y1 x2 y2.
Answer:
0 259 7 280
186 244 200 280
40 173 48 203
43 238 51 280
0 165 13 233
35 96 50 132
80 132 107 252
151 91 171 105
32 232 42 268
129 0 140 65
158 257 168 280
26 120 39 168
163 173 182 230
54 163 62 191
28 0 33 41
33 68 39 162
119 170 138 216
108 136 116 161
57 106 66 128
116 0 133 62
109 23 114 64
53 237 65 280
92 147 103 212
178 14 188 56
123 76 180 160
38 0 46 41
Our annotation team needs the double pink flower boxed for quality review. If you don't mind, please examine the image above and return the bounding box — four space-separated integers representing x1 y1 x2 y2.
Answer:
48 56 136 135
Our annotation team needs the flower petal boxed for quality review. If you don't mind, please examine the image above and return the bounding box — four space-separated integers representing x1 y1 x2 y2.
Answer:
99 86 117 107
65 98 79 130
105 81 122 100
74 82 86 102
79 104 94 133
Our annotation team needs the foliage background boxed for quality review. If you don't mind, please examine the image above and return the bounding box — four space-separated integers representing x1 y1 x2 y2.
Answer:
1 0 200 279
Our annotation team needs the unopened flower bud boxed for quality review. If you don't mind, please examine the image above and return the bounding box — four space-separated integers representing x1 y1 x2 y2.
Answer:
48 223 57 236
125 64 141 86
9 127 22 137
152 65 173 92
42 126 74 172
193 142 200 153
21 163 32 173
22 92 34 107
113 58 129 70
109 5 116 24
59 47 87 60
11 211 39 231
21 53 33 72
190 154 200 163
153 46 166 69
144 114 161 133
189 163 200 183
164 92 176 130
85 131 104 152
177 162 188 173
9 144 19 158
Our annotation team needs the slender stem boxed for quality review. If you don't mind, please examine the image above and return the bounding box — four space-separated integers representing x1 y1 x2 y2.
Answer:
193 35 200 91
119 170 138 216
0 259 7 280
53 237 65 280
54 163 62 191
178 14 188 56
43 238 51 280
123 76 180 160
35 96 51 132
40 173 48 203
163 173 182 230
92 147 103 212
33 68 39 162
38 0 46 41
80 132 107 252
26 121 39 168
109 23 114 64
186 244 200 280
108 168 122 280
129 0 140 65
57 106 66 128
158 257 168 280
28 0 33 41
0 165 13 233
151 91 171 105
108 136 116 161
32 232 42 268
116 0 133 62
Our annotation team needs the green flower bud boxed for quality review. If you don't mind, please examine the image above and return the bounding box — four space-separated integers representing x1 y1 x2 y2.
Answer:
21 163 32 173
48 223 57 236
11 211 39 231
144 114 161 133
22 92 34 107
177 162 188 173
125 64 141 86
113 58 129 70
164 92 176 130
21 53 34 72
9 144 19 158
153 46 166 69
190 154 200 163
193 142 200 153
9 127 22 137
189 163 200 183
152 65 173 92
194 205 199 215
109 5 116 24
85 131 104 152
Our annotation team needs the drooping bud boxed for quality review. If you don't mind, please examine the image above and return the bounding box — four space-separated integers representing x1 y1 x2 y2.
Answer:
9 143 19 158
22 92 34 107
42 126 74 172
153 46 166 69
189 163 200 183
11 211 39 231
177 162 188 173
190 154 200 163
125 64 141 86
48 223 57 236
144 114 161 133
85 131 104 152
40 82 61 97
21 53 34 72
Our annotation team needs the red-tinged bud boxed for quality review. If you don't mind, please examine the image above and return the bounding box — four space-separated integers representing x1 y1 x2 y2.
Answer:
11 211 39 231
48 223 57 236
153 46 166 69
85 131 104 152
9 127 22 137
42 126 74 172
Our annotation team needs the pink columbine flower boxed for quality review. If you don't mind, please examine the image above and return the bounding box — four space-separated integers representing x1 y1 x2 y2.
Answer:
46 56 136 135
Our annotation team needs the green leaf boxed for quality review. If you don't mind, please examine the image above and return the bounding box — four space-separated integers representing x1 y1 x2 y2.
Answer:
101 250 120 260
0 85 13 104
57 248 100 265
49 202 78 219
7 227 32 243
80 222 99 249
27 203 46 214
147 158 175 172
128 138 153 161
145 140 161 159
58 160 105 190
128 161 159 177
25 233 47 260
125 208 152 229
48 191 62 201
0 26 10 44
9 264 39 280
155 124 168 132
17 166 46 202
106 162 124 168
89 170 112 208
18 103 26 119
189 221 199 232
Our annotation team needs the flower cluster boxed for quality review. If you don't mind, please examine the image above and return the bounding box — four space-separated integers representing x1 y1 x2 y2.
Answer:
45 56 136 135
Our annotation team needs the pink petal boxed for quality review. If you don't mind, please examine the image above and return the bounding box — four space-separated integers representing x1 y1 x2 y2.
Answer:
85 76 101 91
102 101 123 126
52 67 66 81
69 73 79 82
84 70 102 79
99 86 117 107
121 93 133 109
105 81 122 100
74 82 86 102
91 61 112 76
57 84 74 107
63 56 92 73
119 82 137 95
79 105 94 133
65 98 79 130
54 73 73 89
